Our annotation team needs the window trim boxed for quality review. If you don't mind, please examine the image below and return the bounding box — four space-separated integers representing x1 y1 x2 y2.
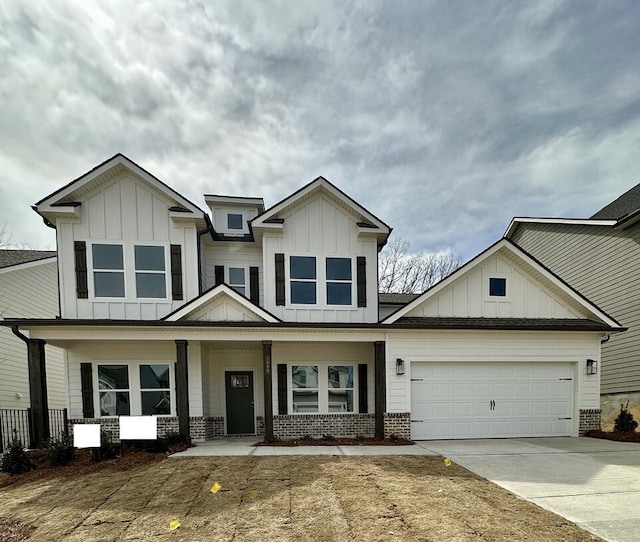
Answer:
488 276 509 299
288 363 358 414
286 255 356 307
227 265 248 297
88 241 171 301
91 243 126 299
93 361 175 418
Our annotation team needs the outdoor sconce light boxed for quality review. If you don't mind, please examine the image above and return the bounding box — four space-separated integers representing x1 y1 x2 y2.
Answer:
586 359 598 375
396 358 405 375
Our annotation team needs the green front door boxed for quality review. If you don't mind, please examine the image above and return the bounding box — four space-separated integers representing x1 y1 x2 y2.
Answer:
225 371 255 434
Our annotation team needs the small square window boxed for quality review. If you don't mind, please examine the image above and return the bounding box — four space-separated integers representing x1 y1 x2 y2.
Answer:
489 277 507 297
227 213 243 230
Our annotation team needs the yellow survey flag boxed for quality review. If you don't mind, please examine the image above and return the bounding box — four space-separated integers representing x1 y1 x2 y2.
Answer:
211 482 222 494
444 458 452 467
169 520 181 530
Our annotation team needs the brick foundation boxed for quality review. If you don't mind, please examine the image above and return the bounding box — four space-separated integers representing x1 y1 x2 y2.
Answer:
579 409 601 435
273 413 375 439
71 416 225 442
384 412 411 439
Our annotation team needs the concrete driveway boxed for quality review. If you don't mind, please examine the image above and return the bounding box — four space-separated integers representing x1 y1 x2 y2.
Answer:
416 438 640 542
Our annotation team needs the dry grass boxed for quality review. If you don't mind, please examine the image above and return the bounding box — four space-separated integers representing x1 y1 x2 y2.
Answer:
0 455 602 541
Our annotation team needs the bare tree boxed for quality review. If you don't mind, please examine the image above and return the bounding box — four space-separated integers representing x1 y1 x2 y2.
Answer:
379 237 462 294
0 224 35 250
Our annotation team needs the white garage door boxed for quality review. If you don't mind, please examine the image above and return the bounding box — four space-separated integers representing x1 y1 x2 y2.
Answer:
411 362 574 440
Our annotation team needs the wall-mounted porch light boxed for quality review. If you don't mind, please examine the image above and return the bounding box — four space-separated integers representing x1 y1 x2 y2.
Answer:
396 358 405 375
586 359 598 375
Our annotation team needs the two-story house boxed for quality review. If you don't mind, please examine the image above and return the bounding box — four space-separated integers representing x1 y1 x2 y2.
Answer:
2 154 624 444
506 182 640 428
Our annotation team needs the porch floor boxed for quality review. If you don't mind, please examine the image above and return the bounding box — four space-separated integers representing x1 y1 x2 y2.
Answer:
171 438 439 457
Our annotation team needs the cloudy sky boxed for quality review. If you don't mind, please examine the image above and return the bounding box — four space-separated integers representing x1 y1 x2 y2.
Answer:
1 1 639 260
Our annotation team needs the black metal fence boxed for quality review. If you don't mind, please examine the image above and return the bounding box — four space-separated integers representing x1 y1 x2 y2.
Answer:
0 408 69 452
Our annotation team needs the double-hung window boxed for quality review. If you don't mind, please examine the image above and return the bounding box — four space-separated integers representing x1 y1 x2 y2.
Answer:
135 245 166 298
290 256 317 304
328 365 354 412
93 244 125 297
228 267 246 296
326 258 352 305
292 365 319 412
98 364 130 416
140 364 171 415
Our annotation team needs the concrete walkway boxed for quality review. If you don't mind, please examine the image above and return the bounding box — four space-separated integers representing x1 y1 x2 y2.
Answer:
172 437 640 542
418 438 640 542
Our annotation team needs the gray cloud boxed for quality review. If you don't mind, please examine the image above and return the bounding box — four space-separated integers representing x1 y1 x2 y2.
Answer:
1 0 639 260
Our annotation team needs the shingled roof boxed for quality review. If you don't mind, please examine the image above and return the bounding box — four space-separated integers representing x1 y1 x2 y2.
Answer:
0 250 56 269
591 181 640 220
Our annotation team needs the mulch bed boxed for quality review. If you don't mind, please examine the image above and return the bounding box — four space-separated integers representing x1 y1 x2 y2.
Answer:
254 436 414 446
584 430 640 443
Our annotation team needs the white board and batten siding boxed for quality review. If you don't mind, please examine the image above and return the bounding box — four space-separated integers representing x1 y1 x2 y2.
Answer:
66 340 204 419
57 174 200 320
0 260 66 409
512 222 640 395
262 194 379 323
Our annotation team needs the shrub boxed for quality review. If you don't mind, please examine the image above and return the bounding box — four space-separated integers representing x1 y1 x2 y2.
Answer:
614 401 638 433
44 432 75 466
92 429 119 462
0 431 35 475
322 434 335 441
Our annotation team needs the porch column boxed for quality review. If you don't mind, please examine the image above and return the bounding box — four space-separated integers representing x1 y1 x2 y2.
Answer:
175 340 190 442
374 341 386 440
262 341 274 441
27 338 50 447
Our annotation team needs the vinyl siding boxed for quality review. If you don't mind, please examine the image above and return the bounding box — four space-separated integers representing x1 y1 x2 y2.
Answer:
512 222 640 394
0 261 66 409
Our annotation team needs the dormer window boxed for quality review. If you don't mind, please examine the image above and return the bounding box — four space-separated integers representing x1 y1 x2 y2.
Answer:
227 213 243 230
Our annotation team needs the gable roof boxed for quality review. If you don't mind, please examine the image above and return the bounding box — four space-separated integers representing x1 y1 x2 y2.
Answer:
591 181 640 220
34 154 207 226
382 238 624 329
504 217 617 238
163 284 280 323
250 176 391 248
0 250 56 270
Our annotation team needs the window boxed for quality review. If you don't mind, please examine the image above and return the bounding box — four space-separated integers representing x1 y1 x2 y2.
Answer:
290 256 317 304
292 365 319 412
489 277 507 297
135 245 166 298
227 213 243 230
228 267 246 296
326 258 352 305
98 365 130 416
93 244 125 297
328 365 354 412
140 364 171 415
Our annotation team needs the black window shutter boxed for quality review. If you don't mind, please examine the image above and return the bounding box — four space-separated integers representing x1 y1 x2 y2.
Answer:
357 256 367 307
170 245 183 300
80 363 94 418
358 363 368 413
275 253 285 306
250 266 259 304
277 364 288 415
74 241 88 299
215 265 224 286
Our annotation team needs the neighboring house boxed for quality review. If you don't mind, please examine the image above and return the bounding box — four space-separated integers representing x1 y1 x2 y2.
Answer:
1 154 623 444
506 182 640 428
0 251 65 410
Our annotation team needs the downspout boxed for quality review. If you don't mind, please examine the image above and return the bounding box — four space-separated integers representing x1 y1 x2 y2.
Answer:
11 324 29 343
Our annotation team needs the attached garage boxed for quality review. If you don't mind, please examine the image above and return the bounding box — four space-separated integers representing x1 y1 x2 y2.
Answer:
410 362 574 440
383 240 626 440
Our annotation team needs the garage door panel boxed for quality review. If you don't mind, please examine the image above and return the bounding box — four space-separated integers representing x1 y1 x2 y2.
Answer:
411 362 574 440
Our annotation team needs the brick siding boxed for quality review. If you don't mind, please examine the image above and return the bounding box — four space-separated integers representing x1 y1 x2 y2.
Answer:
579 409 601 435
273 413 375 439
384 412 411 440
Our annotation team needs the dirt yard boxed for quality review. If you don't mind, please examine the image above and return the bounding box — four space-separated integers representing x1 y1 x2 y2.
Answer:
0 454 602 542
